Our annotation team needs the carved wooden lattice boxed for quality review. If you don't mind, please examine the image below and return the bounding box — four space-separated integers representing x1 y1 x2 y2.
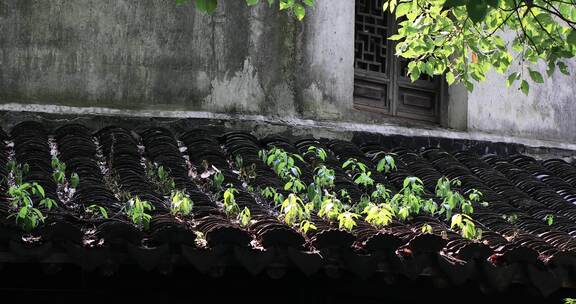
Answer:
354 0 442 123
354 0 389 75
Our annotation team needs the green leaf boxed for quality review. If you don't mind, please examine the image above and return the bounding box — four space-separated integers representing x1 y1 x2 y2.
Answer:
520 80 529 95
446 72 456 85
293 3 305 20
196 0 218 14
466 0 488 23
568 30 576 46
528 69 544 84
506 72 519 87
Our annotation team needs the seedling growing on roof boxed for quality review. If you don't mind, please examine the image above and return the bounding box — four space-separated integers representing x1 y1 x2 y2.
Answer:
125 197 154 230
305 146 328 166
545 214 554 226
421 224 433 234
170 190 193 217
7 182 53 232
280 193 313 227
451 213 483 241
213 171 224 192
86 204 109 219
261 186 284 207
7 160 29 185
338 211 360 232
238 207 252 228
318 192 342 222
235 155 257 182
376 154 397 174
70 172 80 188
299 220 317 234
343 158 374 188
363 202 394 228
223 186 240 216
157 166 176 193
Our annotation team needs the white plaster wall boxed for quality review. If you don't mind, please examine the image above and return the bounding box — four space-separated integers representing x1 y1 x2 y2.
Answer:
468 57 576 143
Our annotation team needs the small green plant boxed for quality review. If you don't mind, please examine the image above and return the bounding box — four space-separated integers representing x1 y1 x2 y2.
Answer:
157 166 176 192
125 197 154 230
338 211 360 232
343 158 374 188
363 202 394 228
86 204 109 219
51 157 67 184
503 213 519 225
451 213 482 240
305 146 327 162
261 186 285 207
299 220 317 234
7 182 54 232
170 190 193 217
435 177 477 220
213 171 224 192
7 160 29 185
280 193 313 227
51 157 80 189
70 173 80 188
376 154 397 174
317 191 342 221
235 155 257 183
223 186 241 216
544 214 554 226
260 147 304 180
390 177 426 221
421 224 433 234
565 298 576 304
238 207 252 228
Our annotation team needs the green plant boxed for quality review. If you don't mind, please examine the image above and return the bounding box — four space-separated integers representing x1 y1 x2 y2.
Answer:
451 213 483 240
223 186 241 216
158 166 176 192
86 204 109 219
376 154 397 174
390 177 426 221
381 0 576 95
125 197 154 230
363 202 395 228
435 177 476 220
170 190 194 217
70 173 80 188
7 182 54 232
235 155 257 182
261 186 284 207
317 191 342 221
7 160 29 185
299 220 317 234
421 223 434 234
51 157 67 184
338 211 360 232
343 158 374 188
372 184 391 203
503 213 519 224
213 171 224 192
545 214 554 226
280 193 313 227
565 298 576 304
238 207 252 228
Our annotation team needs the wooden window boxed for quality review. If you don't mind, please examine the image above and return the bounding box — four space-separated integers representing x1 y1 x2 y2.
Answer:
354 0 443 123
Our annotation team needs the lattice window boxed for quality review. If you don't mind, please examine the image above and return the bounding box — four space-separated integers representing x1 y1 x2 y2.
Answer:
354 0 389 75
354 0 443 123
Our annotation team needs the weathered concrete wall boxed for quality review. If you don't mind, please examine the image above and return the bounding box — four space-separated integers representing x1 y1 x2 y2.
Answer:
467 55 576 144
0 0 363 121
2 0 576 144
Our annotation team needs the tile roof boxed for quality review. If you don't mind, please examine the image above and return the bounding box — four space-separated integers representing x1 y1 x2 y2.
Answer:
0 121 576 296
